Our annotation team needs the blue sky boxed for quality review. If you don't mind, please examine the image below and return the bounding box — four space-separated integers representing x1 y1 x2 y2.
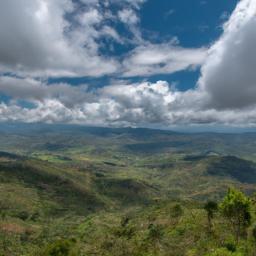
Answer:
0 0 255 128
49 0 239 90
141 0 237 47
139 0 238 89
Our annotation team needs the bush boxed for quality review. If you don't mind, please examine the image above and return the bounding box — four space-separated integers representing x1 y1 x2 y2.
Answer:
204 201 218 231
171 204 183 218
252 225 256 240
220 188 251 242
40 238 79 256
147 224 164 242
205 248 243 256
225 242 236 252
16 211 30 221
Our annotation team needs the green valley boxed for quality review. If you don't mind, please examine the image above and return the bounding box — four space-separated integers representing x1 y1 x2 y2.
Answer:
1 124 256 255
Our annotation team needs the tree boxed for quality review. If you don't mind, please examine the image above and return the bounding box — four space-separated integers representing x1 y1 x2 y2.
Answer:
0 201 8 220
205 247 243 256
204 201 218 232
40 239 79 256
147 224 164 254
171 204 183 218
220 188 251 243
252 225 256 241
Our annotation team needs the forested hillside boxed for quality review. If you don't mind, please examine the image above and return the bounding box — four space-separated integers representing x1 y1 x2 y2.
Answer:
1 125 256 255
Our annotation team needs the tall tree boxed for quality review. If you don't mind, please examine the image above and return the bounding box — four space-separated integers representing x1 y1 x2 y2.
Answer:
204 201 218 232
220 188 251 243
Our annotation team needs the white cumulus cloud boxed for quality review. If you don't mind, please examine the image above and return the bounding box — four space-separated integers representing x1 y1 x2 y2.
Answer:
123 42 207 77
1 0 256 128
198 0 256 109
0 0 119 77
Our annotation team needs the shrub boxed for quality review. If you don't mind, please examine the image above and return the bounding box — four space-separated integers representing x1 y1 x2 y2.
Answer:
220 188 251 243
204 201 218 231
205 248 243 256
225 242 236 252
40 238 79 256
16 211 30 221
171 204 183 218
252 225 256 241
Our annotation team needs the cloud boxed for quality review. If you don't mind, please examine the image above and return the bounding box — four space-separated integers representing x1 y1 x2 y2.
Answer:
0 78 176 126
0 0 122 77
164 9 175 19
122 42 207 77
198 0 256 110
0 0 206 79
112 0 146 9
1 0 256 128
0 76 94 108
0 76 256 127
118 9 139 25
117 6 144 44
100 81 175 124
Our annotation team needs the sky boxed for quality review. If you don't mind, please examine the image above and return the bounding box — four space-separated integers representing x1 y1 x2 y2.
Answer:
0 0 256 129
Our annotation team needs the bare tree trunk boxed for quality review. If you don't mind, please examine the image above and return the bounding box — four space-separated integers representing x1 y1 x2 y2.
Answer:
207 214 212 233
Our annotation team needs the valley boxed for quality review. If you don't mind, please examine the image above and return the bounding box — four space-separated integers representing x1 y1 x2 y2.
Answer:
0 124 256 255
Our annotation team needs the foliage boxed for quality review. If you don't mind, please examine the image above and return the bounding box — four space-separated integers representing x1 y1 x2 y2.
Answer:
0 126 256 255
171 203 183 218
40 239 79 256
204 201 218 231
220 188 251 242
252 225 256 240
204 248 243 256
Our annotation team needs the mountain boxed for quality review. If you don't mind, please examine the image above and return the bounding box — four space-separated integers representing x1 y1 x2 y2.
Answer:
0 124 256 255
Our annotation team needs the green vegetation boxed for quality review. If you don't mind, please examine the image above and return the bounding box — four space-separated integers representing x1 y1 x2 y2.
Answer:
204 201 218 232
40 239 79 256
220 188 251 243
0 124 256 255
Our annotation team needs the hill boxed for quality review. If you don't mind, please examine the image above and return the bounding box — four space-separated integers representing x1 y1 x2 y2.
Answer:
0 124 256 255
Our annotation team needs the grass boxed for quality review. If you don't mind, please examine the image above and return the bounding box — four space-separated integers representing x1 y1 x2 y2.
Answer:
1 124 256 255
